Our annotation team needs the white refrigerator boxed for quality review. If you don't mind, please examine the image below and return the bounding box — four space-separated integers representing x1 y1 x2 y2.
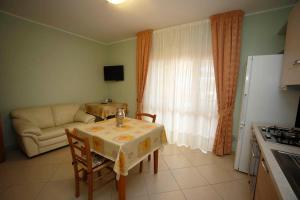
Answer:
234 54 300 173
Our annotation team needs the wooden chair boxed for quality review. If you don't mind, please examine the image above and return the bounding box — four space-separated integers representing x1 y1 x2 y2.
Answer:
136 113 157 173
65 129 114 200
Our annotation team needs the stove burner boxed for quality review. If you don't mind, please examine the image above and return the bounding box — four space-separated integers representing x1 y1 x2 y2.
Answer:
260 126 300 147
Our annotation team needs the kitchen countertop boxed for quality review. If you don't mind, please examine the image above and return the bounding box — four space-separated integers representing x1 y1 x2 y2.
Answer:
253 123 300 200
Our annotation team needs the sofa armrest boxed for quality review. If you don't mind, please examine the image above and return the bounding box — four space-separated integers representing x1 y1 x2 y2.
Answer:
74 110 95 123
12 119 42 136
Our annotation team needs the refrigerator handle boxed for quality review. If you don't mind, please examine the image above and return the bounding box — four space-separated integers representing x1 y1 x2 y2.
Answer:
240 122 245 128
244 56 253 96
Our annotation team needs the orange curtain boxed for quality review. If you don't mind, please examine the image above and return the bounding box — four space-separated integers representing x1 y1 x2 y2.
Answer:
210 10 244 156
136 30 153 113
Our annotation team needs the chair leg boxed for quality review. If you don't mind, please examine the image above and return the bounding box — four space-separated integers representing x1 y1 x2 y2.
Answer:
139 161 143 173
154 150 158 174
73 165 80 197
115 180 118 190
97 170 102 177
115 176 119 190
87 172 93 200
148 154 151 162
82 170 87 182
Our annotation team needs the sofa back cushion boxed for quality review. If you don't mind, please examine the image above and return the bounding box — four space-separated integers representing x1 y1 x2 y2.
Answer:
11 106 55 129
52 104 80 126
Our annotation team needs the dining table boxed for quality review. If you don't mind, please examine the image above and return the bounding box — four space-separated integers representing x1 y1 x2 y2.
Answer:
75 117 167 200
85 102 128 120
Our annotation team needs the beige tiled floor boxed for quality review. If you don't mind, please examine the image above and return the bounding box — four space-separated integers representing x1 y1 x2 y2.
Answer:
0 144 251 200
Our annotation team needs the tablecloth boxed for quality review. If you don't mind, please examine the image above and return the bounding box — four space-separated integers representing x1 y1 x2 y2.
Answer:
75 117 167 176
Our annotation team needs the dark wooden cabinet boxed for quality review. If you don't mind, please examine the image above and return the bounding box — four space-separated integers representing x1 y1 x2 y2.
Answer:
254 156 280 200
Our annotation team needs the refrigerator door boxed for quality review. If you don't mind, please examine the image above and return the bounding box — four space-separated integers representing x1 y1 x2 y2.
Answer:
234 56 254 172
234 54 299 173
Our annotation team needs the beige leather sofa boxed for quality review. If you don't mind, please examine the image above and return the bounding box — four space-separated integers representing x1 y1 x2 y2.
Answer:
11 103 95 157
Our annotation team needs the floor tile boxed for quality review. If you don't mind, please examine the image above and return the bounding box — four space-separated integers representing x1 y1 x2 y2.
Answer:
196 164 237 184
178 146 205 155
126 173 148 197
0 165 28 187
171 167 208 189
231 169 248 180
36 178 113 200
0 182 46 200
3 149 28 162
160 144 181 156
1 147 71 168
212 179 251 200
177 145 195 154
149 190 186 200
183 185 222 200
0 185 9 193
28 147 72 165
0 145 252 200
91 181 114 200
129 157 169 175
163 155 191 169
23 164 58 182
144 171 179 194
36 179 78 200
184 151 216 166
213 154 235 170
0 163 56 186
0 150 30 170
51 163 74 181
112 194 149 200
144 157 169 171
126 195 150 200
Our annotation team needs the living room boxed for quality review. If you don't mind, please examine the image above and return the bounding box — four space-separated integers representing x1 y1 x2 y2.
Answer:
0 0 300 200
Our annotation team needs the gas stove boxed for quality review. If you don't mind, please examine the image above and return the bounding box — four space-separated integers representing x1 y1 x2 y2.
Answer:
259 126 300 147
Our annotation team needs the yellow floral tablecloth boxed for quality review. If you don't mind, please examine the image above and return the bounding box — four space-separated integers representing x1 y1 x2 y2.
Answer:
75 117 167 176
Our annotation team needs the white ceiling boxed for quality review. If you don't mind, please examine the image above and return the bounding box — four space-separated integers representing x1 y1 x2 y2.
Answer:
0 0 297 44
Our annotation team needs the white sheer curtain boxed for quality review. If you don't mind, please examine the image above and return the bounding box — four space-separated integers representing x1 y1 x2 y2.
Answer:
143 20 217 152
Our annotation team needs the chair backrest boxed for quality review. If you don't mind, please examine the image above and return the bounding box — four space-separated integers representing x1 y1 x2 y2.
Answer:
136 113 156 123
65 129 93 172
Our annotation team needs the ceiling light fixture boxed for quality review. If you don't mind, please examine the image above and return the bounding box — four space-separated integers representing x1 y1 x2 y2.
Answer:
106 0 127 4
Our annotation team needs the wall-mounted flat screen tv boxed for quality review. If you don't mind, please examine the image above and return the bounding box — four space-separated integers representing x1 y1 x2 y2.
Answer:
104 65 124 81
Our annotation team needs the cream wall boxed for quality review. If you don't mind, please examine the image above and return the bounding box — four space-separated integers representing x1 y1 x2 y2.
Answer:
0 12 108 148
105 39 137 118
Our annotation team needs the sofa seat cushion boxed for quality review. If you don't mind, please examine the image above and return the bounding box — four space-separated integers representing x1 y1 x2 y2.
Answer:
52 104 80 126
38 135 67 148
39 127 65 141
62 122 85 130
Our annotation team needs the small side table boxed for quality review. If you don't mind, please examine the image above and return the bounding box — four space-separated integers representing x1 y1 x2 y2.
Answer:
85 102 128 120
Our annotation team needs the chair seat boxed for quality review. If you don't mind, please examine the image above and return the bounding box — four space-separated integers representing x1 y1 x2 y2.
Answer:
78 153 113 170
92 153 112 168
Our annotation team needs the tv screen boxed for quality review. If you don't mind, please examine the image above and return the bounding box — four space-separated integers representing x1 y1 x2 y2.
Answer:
104 65 124 81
